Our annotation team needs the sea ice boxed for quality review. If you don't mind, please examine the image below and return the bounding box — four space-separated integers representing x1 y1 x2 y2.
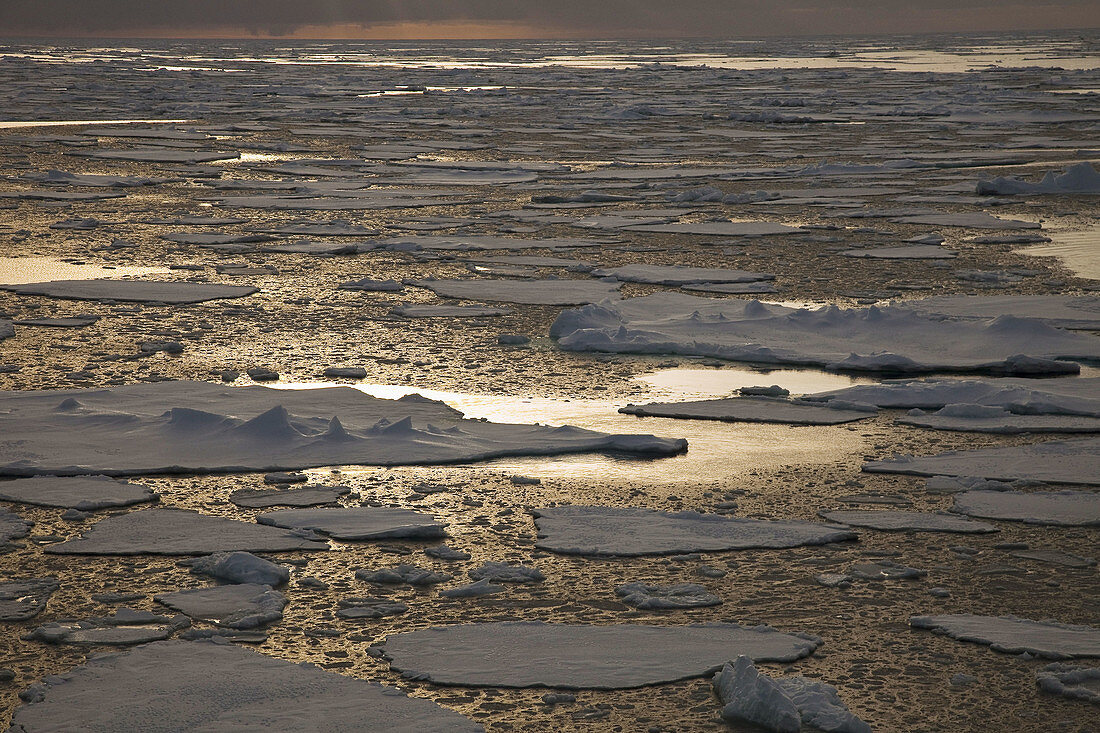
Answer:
155 583 287 629
910 615 1100 658
614 582 721 609
820 510 996 533
0 381 686 476
712 656 800 733
355 565 453 585
337 597 408 619
229 485 351 508
0 280 258 304
390 304 513 317
439 579 506 598
0 509 33 544
378 235 612 251
841 245 956 259
257 508 445 540
409 278 621 305
0 475 157 510
623 221 802 236
551 293 1098 375
531 506 855 556
619 397 873 425
46 509 327 555
6 640 481 731
864 438 1100 485
189 551 290 586
589 264 774 285
952 489 1100 526
381 621 822 688
27 609 190 645
468 561 545 583
904 295 1100 331
1035 663 1100 704
977 163 1100 196
891 213 1041 229
0 578 59 621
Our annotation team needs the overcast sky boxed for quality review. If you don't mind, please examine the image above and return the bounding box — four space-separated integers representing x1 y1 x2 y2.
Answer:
2 1 1097 39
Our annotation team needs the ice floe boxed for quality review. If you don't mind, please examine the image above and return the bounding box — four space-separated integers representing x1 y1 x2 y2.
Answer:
619 396 874 425
615 582 721 609
977 163 1100 196
7 641 481 731
356 565 453 585
27 608 190 646
532 506 855 556
819 510 997 533
589 264 775 285
0 578 59 621
910 615 1100 658
46 509 327 555
904 295 1100 331
468 561 545 583
229 485 350 507
0 280 258 304
189 551 290 586
864 438 1100 485
891 213 1041 229
551 293 1099 374
0 381 686 476
155 583 287 629
0 475 157 510
0 509 33 544
1036 663 1100 704
952 489 1100 526
841 245 956 259
257 507 445 541
381 621 822 688
409 278 621 305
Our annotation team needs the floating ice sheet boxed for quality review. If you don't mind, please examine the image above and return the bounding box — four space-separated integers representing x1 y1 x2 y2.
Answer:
891 213 1040 229
155 584 286 629
952 489 1100 526
899 408 1100 434
977 163 1100 196
910 615 1100 658
619 397 873 425
390 304 513 317
624 221 801 236
589 264 774 285
229 485 350 508
0 381 685 476
7 641 481 732
864 438 1100 485
0 578 59 621
257 507 445 540
46 509 327 555
0 280 258 304
551 293 1099 374
379 235 613 251
0 475 158 510
409 278 621 305
381 621 822 688
0 509 33 544
841 245 956 259
904 295 1100 330
531 506 855 556
819 510 996 533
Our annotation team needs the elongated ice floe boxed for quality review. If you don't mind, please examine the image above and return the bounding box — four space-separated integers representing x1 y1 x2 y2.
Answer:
0 381 685 477
819 509 997 533
0 475 158 510
0 280 258 304
7 641 483 732
619 396 874 425
409 278 621 305
155 584 286 629
909 615 1100 658
864 438 1100 485
952 489 1100 526
551 293 1099 374
903 295 1100 331
589 264 775 285
531 506 855 556
256 507 445 540
380 621 822 688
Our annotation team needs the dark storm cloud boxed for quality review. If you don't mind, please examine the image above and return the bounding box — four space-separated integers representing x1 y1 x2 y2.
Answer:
1 0 1097 37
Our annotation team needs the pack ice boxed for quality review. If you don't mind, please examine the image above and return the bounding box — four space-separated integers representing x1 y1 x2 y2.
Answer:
380 621 822 688
550 293 1099 374
7 641 482 732
531 506 855 556
0 381 686 476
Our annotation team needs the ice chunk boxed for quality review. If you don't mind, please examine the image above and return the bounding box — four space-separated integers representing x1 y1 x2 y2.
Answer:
615 582 721 609
27 609 189 645
46 509 326 555
589 264 774 285
409 278 620 305
977 163 1100 195
0 578 59 621
0 280 257 304
190 551 290 586
439 579 506 598
337 597 408 619
0 509 33 544
6 640 481 731
155 583 286 629
424 544 471 561
0 475 157 510
910 615 1100 658
258 508 445 541
819 510 997 533
864 438 1100 485
1035 663 1100 704
468 561 544 583
355 565 452 585
620 397 873 425
229 485 350 508
532 506 856 556
712 657 800 733
381 621 822 688
952 489 1100 526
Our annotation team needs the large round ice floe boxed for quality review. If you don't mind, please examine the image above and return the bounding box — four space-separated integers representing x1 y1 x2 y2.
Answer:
381 621 822 688
0 380 685 476
532 506 856 556
7 640 482 732
909 615 1100 659
550 293 1098 375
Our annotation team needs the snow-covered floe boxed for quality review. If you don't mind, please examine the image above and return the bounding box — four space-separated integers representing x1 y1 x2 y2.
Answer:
900 408 1100 434
409 278 621 305
589 264 774 285
864 438 1100 485
7 641 482 731
155 584 287 629
381 621 822 688
551 293 1098 374
905 295 1100 330
46 509 327 555
532 506 855 556
713 657 871 733
619 396 874 425
952 489 1100 526
0 381 686 476
615 582 721 609
257 507 445 540
189 551 289 586
0 475 158 510
977 163 1100 196
909 615 1100 658
0 280 258 304
0 578 59 621
819 510 997 533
